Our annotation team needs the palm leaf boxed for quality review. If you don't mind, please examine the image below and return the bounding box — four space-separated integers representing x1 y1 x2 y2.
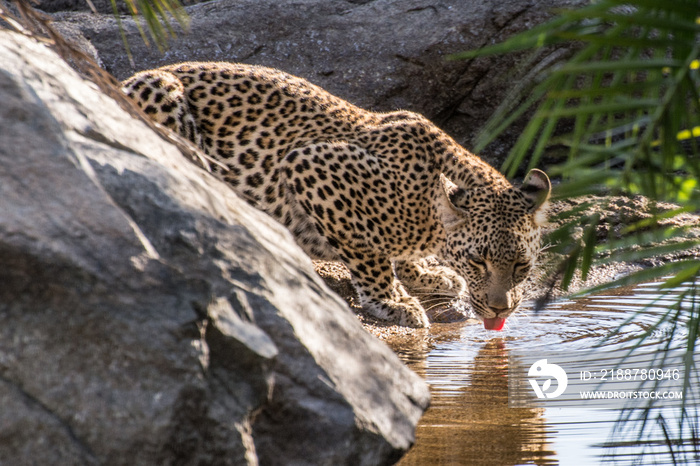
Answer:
109 0 189 61
455 2 700 459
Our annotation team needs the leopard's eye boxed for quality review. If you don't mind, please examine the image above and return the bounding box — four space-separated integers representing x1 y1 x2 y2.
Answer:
513 261 531 275
468 258 487 270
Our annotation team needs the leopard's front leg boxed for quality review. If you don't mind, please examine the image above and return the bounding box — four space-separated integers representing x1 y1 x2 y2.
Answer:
345 252 430 328
281 141 430 328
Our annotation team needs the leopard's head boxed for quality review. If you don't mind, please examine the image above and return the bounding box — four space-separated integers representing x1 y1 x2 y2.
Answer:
438 169 551 330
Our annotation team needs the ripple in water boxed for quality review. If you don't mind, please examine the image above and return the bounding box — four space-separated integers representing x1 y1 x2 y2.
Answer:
395 282 700 466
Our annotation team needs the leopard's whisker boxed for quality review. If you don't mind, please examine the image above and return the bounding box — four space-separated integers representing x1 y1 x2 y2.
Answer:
410 292 465 300
425 302 453 312
417 296 463 306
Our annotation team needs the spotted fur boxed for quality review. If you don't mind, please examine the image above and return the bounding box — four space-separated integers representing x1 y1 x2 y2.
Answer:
123 62 551 328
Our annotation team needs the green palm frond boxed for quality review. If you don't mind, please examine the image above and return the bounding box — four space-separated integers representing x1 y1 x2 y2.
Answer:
456 1 700 461
462 1 700 181
107 0 189 61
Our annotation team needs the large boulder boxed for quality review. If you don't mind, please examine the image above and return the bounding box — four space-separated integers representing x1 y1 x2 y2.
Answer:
50 0 588 165
0 30 429 465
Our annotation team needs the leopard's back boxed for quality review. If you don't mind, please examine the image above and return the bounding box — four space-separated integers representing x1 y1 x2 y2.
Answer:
124 62 374 203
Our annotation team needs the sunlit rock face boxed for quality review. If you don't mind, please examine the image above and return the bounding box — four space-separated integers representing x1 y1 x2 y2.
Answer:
0 30 429 465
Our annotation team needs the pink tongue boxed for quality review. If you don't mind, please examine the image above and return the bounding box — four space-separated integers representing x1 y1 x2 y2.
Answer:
483 317 506 331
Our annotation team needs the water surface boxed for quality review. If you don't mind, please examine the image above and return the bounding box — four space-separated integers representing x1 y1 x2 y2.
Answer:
394 283 700 465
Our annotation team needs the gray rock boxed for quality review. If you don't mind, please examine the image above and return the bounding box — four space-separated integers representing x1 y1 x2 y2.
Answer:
50 0 587 165
35 0 205 14
0 30 429 465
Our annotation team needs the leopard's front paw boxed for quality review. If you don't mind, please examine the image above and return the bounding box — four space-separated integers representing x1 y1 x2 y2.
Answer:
397 298 431 328
368 296 430 328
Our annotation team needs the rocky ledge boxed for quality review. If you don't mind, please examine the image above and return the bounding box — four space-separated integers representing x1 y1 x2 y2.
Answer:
0 30 429 465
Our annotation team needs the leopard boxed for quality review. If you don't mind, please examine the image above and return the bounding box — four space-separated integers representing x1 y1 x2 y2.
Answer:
122 61 551 329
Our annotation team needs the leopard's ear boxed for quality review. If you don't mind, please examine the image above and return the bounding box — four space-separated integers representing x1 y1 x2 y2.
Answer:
439 174 469 229
521 169 551 221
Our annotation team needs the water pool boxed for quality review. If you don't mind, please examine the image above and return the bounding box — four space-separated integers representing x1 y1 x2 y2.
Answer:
394 282 700 465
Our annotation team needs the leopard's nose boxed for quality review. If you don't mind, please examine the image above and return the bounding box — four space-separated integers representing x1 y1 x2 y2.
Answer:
487 294 512 315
